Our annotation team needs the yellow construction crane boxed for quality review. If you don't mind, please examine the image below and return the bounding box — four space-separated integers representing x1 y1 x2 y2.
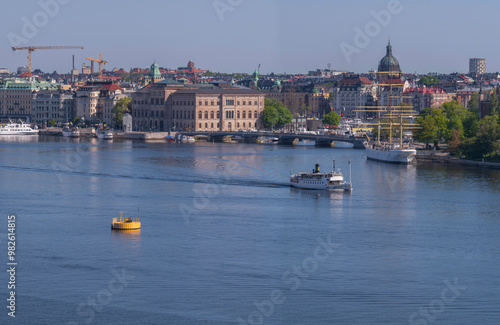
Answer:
12 46 84 75
86 54 107 77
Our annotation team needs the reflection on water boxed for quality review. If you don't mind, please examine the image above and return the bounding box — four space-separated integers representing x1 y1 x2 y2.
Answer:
111 229 141 248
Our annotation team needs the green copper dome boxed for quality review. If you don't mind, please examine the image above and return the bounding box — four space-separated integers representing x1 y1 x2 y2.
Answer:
274 79 281 86
149 62 161 78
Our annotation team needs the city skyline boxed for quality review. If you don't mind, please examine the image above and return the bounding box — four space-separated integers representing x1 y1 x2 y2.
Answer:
1 0 499 75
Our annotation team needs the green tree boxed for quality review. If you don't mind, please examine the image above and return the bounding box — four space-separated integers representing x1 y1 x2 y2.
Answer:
263 98 292 129
322 111 341 127
72 116 80 126
418 75 438 87
113 97 132 128
48 119 56 127
489 89 500 117
262 106 279 129
462 111 480 138
467 93 479 115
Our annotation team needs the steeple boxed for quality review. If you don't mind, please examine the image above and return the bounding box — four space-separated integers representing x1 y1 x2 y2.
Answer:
386 38 393 56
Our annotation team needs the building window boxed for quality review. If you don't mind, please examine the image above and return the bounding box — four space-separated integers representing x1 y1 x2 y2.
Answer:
243 122 246 127
242 111 246 119
199 101 202 106
217 111 220 118
211 123 214 128
199 123 202 128
198 111 202 119
205 101 208 106
254 101 257 105
204 111 208 119
205 123 208 128
210 111 214 119
249 122 252 128
211 101 214 106
243 101 246 105
254 110 257 118
248 111 252 118
237 111 240 118
225 99 234 105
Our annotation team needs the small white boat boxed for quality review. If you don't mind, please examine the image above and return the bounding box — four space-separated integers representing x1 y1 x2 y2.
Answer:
96 128 113 140
290 161 352 191
293 138 316 146
0 120 39 135
62 127 80 138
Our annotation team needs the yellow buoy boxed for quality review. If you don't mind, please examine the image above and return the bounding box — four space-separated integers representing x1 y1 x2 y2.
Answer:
111 212 141 230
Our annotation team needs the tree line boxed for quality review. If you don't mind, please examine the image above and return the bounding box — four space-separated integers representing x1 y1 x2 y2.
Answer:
414 92 500 160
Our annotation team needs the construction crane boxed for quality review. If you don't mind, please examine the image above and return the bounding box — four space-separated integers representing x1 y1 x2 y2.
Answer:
12 46 84 75
86 54 107 77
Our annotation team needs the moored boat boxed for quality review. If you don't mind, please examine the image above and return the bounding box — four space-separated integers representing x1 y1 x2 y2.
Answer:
0 120 39 135
62 127 80 138
332 140 354 148
290 161 352 191
364 142 416 164
96 128 113 140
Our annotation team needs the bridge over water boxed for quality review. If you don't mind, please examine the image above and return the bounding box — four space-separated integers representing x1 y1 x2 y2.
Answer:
177 131 365 148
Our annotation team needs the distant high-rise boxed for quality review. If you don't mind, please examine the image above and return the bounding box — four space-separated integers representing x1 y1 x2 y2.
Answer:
469 58 486 75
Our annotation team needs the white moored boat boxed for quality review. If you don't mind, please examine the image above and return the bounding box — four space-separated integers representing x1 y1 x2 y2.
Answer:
96 128 113 140
0 120 39 135
364 142 416 164
290 161 352 191
62 127 80 138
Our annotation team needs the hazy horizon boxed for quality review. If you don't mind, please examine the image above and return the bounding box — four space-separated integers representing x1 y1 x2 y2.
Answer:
1 0 498 75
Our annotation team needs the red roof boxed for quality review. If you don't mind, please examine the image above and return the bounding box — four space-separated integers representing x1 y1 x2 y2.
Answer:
100 84 123 92
340 76 372 86
404 86 446 95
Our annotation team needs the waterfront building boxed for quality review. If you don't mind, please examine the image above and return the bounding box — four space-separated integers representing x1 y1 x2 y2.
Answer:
75 85 100 121
32 90 74 125
96 84 129 126
170 88 264 131
0 79 58 121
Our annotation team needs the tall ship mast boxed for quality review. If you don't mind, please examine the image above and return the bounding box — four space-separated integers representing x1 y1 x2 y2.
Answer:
357 41 417 164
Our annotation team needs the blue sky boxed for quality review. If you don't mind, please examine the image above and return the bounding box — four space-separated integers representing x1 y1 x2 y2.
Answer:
1 0 498 74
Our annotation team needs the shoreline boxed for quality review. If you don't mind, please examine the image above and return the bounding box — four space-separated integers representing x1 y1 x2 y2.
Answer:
416 151 500 170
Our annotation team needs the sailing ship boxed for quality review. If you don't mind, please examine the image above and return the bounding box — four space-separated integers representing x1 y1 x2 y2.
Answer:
357 42 417 164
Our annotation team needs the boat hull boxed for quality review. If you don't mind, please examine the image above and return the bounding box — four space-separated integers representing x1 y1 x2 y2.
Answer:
365 146 416 164
0 130 39 135
97 132 113 140
332 141 354 148
290 182 352 191
62 130 80 138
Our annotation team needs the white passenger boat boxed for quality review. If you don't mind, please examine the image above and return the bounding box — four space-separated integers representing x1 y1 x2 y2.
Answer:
0 121 39 135
293 138 316 146
290 161 352 191
96 128 113 140
62 127 80 138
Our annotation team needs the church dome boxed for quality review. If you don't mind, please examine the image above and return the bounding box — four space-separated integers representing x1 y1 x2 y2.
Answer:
378 41 401 75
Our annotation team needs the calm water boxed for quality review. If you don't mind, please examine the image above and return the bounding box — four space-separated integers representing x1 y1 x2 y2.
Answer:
1 136 500 325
